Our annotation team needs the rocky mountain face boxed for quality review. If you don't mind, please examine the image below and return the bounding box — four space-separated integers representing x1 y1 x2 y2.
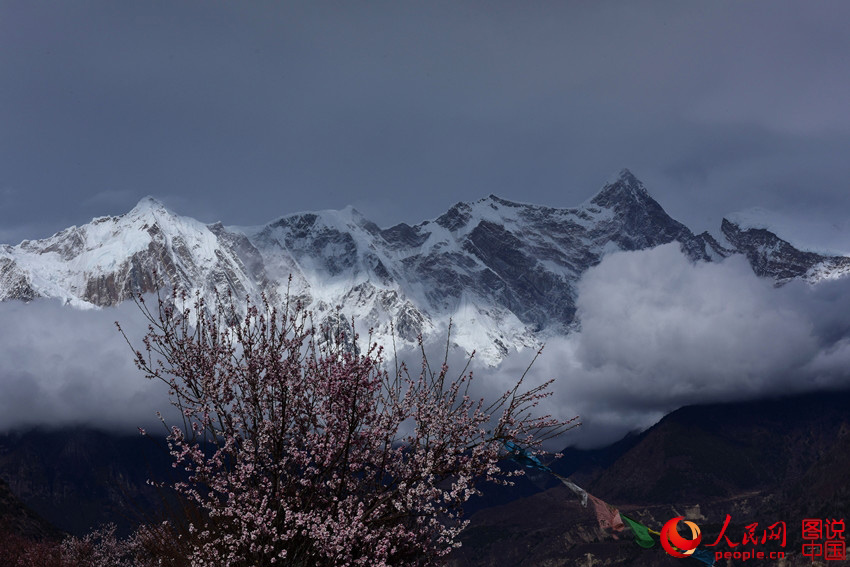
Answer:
1 392 846 563
0 477 59 540
447 391 850 567
0 428 175 537
721 218 850 282
2 170 848 363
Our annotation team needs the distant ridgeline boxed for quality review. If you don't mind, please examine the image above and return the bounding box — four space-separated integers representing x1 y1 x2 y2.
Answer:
447 390 850 567
0 391 847 567
0 428 174 537
2 170 849 364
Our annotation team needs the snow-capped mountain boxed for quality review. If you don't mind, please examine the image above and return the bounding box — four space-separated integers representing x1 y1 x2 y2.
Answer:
0 197 262 309
721 218 850 282
2 170 848 363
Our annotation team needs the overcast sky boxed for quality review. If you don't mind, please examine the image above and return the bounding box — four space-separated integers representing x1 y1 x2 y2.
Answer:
2 1 850 250
3 2 850 445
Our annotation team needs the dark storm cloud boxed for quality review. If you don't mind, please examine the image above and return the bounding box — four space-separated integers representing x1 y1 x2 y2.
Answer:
2 1 850 244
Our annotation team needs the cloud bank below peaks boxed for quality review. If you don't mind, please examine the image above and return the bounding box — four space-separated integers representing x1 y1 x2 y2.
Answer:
3 243 850 449
0 299 175 432
504 243 850 447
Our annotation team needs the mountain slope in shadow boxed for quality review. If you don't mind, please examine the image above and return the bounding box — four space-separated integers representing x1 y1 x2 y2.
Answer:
448 390 850 567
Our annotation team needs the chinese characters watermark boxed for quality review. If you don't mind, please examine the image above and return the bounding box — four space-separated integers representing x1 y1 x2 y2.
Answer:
802 518 846 562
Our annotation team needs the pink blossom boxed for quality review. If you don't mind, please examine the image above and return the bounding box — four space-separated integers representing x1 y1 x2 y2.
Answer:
117 289 578 566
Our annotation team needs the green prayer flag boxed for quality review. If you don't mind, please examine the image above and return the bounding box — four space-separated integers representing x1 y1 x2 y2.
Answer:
619 514 655 549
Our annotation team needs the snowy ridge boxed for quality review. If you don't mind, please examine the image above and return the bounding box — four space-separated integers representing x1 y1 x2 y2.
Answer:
727 207 850 257
2 171 849 364
3 197 263 309
721 217 850 284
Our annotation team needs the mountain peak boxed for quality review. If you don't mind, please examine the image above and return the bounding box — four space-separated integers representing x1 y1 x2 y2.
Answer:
485 194 523 208
616 168 643 187
607 168 648 194
589 169 652 209
339 205 365 221
129 196 170 215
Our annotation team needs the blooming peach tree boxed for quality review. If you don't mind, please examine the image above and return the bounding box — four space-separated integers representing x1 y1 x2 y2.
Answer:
119 289 576 567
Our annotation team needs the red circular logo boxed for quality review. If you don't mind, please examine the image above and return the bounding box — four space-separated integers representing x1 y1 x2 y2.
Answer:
660 517 702 558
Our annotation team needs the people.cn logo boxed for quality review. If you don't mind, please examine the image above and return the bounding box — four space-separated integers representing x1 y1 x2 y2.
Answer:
660 517 702 558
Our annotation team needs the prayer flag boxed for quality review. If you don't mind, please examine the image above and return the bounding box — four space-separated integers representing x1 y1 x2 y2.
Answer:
587 493 625 534
690 548 716 566
553 473 588 508
503 440 550 472
619 514 656 549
